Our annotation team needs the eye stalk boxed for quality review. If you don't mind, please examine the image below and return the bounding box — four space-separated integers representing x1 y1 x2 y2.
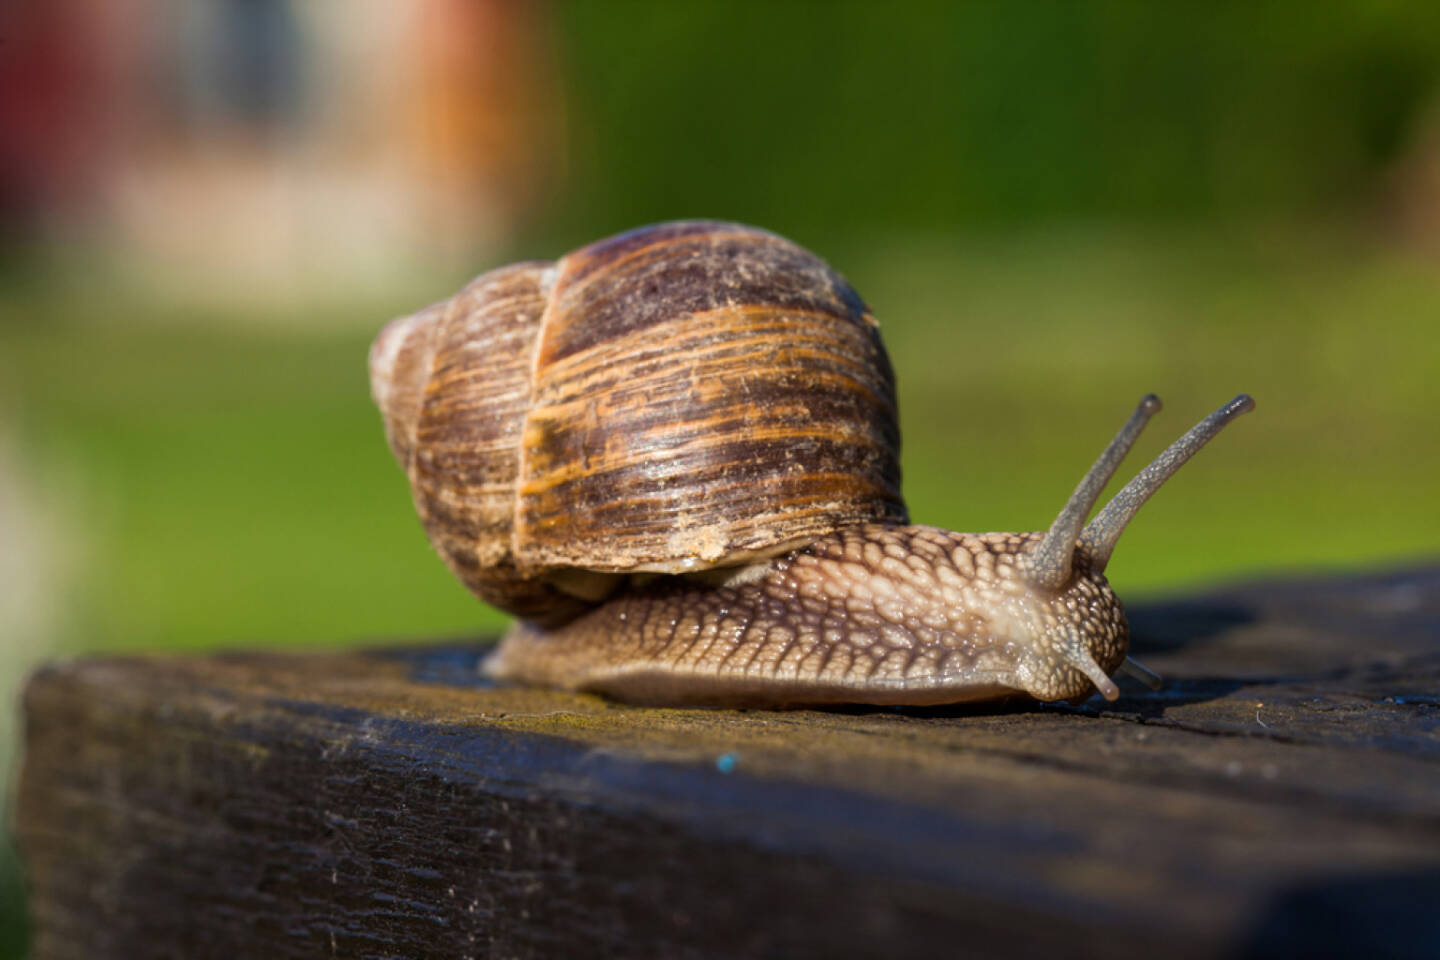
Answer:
1080 394 1255 571
1022 393 1255 700
1025 393 1255 591
1025 394 1163 592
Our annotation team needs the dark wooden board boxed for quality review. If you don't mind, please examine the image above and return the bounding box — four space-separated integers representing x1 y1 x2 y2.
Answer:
13 565 1440 959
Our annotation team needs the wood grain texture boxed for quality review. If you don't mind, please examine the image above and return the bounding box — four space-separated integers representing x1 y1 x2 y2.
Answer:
14 565 1440 959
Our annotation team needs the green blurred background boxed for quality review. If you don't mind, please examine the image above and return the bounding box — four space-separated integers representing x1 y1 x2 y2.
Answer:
3 1 1440 953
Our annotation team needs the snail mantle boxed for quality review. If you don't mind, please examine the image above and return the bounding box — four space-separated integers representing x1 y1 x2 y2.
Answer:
14 565 1440 958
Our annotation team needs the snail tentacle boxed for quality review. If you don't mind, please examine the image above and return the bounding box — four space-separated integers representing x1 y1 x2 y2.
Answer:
1081 394 1256 572
1025 394 1162 592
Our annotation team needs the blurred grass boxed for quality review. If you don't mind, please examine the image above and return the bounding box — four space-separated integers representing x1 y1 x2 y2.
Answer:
853 224 1440 590
550 1 1440 238
1 300 508 654
1 224 1435 661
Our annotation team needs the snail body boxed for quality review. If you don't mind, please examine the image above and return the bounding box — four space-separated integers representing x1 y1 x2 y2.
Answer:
371 221 1252 707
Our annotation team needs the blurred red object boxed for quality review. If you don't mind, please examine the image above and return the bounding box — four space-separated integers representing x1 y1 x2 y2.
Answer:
0 0 115 236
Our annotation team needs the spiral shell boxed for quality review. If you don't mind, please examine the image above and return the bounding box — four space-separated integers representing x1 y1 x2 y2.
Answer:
370 221 906 624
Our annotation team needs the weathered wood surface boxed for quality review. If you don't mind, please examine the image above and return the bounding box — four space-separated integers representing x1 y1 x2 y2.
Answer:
13 565 1440 959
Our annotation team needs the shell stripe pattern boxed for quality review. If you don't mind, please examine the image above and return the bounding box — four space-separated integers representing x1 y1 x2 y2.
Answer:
519 221 905 573
371 221 906 622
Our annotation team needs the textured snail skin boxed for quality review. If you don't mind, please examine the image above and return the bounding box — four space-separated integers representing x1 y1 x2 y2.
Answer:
484 524 1128 707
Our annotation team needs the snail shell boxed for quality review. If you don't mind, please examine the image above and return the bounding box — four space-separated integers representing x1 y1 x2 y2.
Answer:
371 221 905 626
371 221 1253 706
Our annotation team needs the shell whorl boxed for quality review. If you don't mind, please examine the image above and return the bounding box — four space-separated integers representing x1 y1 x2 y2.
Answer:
370 221 907 624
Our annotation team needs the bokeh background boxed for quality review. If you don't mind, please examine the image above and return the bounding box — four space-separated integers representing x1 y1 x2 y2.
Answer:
3 1 1440 951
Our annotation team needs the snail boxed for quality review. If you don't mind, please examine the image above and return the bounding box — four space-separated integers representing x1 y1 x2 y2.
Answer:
370 221 1253 707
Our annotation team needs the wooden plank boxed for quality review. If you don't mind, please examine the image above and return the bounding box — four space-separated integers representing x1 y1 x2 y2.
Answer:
13 565 1440 959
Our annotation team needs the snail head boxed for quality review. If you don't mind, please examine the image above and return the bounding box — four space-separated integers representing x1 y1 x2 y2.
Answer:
1014 393 1256 698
